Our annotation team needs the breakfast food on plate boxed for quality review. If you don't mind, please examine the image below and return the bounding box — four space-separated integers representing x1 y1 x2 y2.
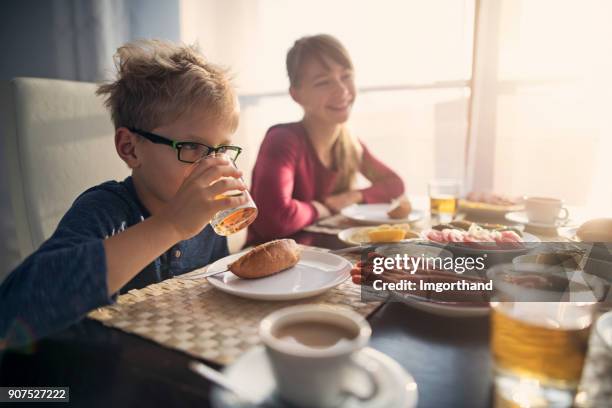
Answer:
350 224 420 244
426 223 523 246
387 197 412 219
465 192 523 206
459 192 524 215
431 221 522 237
367 228 406 243
446 220 473 230
350 253 489 304
576 218 612 242
228 239 301 279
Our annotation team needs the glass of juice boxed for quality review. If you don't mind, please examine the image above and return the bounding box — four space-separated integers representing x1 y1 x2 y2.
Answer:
209 153 258 236
487 263 605 408
428 179 460 223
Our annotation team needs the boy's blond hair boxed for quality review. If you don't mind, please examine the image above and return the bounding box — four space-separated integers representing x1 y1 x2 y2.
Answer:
97 39 238 133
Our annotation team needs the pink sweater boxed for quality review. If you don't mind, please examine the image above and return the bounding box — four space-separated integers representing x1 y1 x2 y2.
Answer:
247 122 405 245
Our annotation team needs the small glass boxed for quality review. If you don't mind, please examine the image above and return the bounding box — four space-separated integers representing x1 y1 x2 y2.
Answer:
428 179 460 223
209 153 258 236
487 264 605 408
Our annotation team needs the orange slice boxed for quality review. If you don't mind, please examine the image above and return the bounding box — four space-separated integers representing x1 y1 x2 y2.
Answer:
367 229 406 242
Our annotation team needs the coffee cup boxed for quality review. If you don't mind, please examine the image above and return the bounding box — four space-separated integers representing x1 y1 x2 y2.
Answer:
259 305 375 408
524 197 569 225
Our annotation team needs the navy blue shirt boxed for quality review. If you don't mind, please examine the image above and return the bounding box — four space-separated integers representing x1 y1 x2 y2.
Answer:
0 177 228 347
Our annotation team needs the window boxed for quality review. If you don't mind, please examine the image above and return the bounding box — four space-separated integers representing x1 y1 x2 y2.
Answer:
468 0 612 214
181 0 476 194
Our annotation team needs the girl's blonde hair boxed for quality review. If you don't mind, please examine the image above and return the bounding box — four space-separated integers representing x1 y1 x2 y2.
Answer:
97 39 238 132
286 34 361 194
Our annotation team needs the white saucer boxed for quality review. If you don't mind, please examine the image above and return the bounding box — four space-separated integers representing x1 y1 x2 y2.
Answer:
341 204 425 225
558 226 580 242
206 249 351 301
505 211 569 229
211 346 418 408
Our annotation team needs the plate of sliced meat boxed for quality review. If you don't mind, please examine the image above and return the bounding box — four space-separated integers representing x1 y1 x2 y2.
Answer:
423 222 541 267
424 222 540 249
350 250 491 317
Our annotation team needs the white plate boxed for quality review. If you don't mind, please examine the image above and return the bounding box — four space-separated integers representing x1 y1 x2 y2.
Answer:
505 211 571 229
390 292 490 317
341 204 424 225
211 346 418 408
558 226 580 242
373 243 489 317
337 226 421 246
374 242 454 259
206 249 351 301
450 231 541 248
338 226 368 245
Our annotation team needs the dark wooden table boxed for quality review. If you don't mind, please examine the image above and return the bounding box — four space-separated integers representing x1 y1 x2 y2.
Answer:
0 231 493 408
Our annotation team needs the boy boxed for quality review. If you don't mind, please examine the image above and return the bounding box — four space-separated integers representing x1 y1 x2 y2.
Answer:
0 40 248 347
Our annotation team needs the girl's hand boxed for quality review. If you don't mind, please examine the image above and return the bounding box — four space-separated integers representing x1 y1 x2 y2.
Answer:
324 190 363 214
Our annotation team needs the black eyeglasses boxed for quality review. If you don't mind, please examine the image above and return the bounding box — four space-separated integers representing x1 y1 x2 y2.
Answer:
129 128 242 164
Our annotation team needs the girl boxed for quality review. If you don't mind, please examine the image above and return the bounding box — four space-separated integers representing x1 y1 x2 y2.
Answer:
248 34 405 244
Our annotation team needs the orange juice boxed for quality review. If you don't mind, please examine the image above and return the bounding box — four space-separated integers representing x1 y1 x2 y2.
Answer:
210 192 258 236
491 306 590 385
429 194 457 215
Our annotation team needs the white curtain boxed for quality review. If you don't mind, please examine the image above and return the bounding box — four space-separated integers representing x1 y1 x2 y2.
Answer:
51 0 131 81
467 0 612 216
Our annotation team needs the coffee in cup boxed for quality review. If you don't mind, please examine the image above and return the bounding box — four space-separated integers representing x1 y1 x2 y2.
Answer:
525 197 569 225
274 320 358 349
259 305 374 408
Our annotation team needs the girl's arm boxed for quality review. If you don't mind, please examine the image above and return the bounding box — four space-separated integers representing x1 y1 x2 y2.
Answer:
358 142 405 203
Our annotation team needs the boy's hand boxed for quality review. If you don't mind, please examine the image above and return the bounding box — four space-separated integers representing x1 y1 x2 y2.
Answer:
159 156 248 240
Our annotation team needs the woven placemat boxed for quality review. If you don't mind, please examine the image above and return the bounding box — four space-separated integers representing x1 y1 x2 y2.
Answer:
88 249 378 365
302 214 359 235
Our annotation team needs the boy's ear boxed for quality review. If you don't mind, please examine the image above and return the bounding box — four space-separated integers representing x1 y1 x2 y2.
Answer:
115 127 141 169
289 86 301 104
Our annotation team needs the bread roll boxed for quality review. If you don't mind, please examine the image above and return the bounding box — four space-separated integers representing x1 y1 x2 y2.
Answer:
387 198 412 219
229 239 301 279
577 218 612 242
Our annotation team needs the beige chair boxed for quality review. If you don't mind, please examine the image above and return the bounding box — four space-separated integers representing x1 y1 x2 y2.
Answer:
0 78 129 282
0 77 245 283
